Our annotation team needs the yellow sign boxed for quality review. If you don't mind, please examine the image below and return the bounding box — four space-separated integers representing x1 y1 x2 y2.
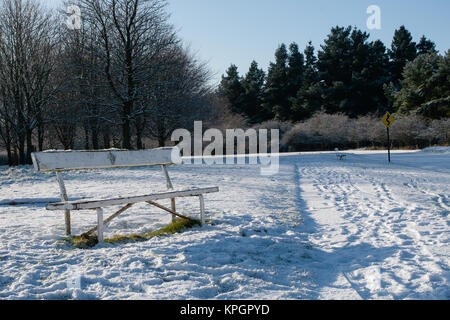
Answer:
382 112 395 128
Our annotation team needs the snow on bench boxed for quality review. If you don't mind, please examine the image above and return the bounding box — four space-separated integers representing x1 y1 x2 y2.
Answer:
31 148 219 242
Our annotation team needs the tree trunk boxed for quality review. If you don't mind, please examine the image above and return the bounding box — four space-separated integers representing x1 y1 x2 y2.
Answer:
122 102 132 150
91 127 99 150
38 124 44 151
103 128 111 149
6 143 12 166
136 130 143 149
135 117 143 150
84 125 90 150
158 134 165 147
1 120 13 166
26 129 34 164
12 146 19 166
156 116 166 147
122 119 131 149
18 133 26 165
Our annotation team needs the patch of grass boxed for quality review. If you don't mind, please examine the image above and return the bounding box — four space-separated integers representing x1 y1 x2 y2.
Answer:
141 218 201 238
104 233 147 244
65 233 99 249
65 218 201 248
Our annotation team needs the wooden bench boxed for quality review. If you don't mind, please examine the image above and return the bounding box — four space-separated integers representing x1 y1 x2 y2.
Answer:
31 147 219 242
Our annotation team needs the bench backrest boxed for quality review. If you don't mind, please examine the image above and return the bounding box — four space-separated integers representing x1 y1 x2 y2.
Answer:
31 147 182 172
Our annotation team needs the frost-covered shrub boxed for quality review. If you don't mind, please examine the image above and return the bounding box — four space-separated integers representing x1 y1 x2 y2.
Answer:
390 115 429 148
281 124 322 151
252 120 293 137
252 120 293 151
281 112 353 151
429 118 450 145
280 112 449 151
311 112 352 146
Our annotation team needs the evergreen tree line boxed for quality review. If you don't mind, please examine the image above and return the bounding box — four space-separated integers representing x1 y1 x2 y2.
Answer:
219 25 449 124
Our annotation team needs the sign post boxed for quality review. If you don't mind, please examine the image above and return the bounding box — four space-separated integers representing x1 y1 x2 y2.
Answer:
381 112 395 163
387 126 391 163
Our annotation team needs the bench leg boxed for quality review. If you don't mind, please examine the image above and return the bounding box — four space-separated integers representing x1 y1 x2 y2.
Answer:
199 195 205 226
171 198 176 222
65 210 71 236
56 171 71 236
97 208 104 243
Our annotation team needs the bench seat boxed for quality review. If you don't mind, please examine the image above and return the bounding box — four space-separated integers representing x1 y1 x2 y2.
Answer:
46 187 219 211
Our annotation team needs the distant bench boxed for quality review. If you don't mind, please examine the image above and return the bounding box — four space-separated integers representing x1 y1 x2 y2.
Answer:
334 148 347 160
31 147 219 242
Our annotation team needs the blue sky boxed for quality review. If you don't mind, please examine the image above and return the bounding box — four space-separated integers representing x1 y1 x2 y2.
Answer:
45 0 450 84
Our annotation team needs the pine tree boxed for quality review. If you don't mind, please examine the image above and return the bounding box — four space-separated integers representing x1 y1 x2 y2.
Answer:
286 42 305 99
316 26 353 115
416 35 438 55
219 64 246 115
262 44 290 120
428 50 450 118
389 26 418 87
290 41 320 120
316 26 390 117
303 41 319 88
367 40 391 114
241 61 269 123
394 51 449 118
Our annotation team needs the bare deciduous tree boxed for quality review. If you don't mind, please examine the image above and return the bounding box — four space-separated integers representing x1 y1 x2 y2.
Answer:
0 0 58 163
76 0 179 149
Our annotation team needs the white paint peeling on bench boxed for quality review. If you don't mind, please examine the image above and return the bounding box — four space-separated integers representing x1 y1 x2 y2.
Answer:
31 147 182 172
46 187 219 211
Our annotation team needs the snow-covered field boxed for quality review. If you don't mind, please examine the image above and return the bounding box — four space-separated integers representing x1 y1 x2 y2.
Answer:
0 149 449 300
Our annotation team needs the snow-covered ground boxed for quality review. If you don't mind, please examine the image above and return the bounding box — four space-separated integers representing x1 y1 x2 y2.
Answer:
0 149 448 299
